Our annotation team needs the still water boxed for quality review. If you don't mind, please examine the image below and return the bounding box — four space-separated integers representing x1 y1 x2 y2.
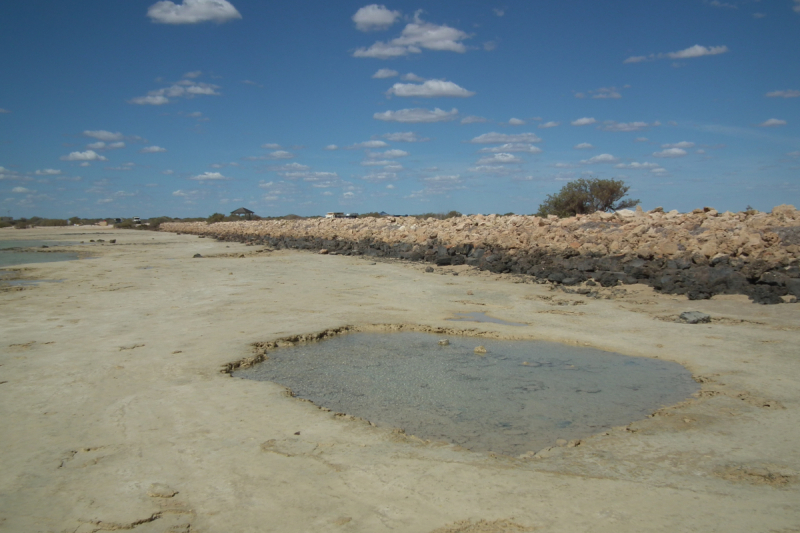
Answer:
234 332 698 455
0 240 79 268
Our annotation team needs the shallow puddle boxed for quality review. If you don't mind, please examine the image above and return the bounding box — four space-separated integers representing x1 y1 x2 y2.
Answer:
447 312 526 326
234 332 698 456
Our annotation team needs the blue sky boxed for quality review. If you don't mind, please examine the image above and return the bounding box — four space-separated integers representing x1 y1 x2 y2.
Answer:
1 0 799 218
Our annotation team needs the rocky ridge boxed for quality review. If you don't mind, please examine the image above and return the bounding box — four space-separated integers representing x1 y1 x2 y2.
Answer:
160 205 800 304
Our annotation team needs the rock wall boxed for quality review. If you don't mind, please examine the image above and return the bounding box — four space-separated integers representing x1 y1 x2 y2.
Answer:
161 205 800 304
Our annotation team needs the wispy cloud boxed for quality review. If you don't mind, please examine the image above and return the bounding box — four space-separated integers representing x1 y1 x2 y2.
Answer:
571 117 596 126
461 115 487 124
383 132 429 142
130 77 220 105
478 143 541 154
372 68 399 79
653 148 687 157
189 171 231 181
374 107 458 123
538 121 559 129
469 132 542 144
624 44 729 64
140 146 167 153
759 118 787 127
766 89 800 98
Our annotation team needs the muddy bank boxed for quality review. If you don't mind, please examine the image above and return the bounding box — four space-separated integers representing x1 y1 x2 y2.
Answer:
162 205 800 304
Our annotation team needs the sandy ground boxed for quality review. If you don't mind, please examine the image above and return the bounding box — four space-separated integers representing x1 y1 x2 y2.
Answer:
1 226 798 533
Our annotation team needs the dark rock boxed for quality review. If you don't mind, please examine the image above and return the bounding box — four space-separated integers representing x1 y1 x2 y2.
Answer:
786 278 800 297
425 266 434 273
435 256 452 266
193 254 203 258
680 311 711 324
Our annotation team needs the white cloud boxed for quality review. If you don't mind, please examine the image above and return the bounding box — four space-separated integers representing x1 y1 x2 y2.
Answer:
573 143 593 150
130 95 170 106
361 159 394 166
461 115 487 124
387 80 475 98
651 167 668 175
0 108 10 114
374 107 458 123
189 171 231 181
402 72 426 82
84 130 124 141
653 148 687 157
392 14 470 52
353 13 470 58
269 162 310 172
538 121 559 129
34 168 61 175
163 170 174 175
508 118 525 125
469 132 542 144
361 171 399 182
383 132 429 142
352 4 401 31
130 80 220 105
661 141 695 149
759 118 787 127
668 44 728 59
625 44 728 63
581 154 618 164
477 153 523 165
615 162 658 169
370 149 408 158
353 42 409 59
140 146 167 153
478 143 542 154
571 117 596 126
60 150 108 162
372 68 398 79
11 187 32 193
184 70 202 78
592 89 622 99
766 89 800 98
602 121 651 132
795 0 800 13
147 0 242 24
261 143 281 149
324 144 339 150
349 140 389 149
635 137 649 142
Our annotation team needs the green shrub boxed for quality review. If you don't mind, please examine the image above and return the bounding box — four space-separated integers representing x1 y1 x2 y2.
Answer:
536 178 639 218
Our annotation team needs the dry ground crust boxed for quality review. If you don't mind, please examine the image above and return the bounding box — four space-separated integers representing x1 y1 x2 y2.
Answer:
0 226 799 533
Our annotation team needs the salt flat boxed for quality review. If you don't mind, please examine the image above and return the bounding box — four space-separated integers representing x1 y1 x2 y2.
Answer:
1 226 798 533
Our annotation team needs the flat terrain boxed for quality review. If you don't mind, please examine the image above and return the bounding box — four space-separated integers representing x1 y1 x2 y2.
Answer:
1 227 798 533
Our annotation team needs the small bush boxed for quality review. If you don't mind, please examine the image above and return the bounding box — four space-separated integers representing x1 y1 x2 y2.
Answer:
536 178 639 218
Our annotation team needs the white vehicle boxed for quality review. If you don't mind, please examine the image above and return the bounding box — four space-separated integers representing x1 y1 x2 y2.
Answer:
325 212 345 218
133 217 141 224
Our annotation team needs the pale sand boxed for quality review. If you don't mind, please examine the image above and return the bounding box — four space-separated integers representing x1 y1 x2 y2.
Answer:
1 227 798 532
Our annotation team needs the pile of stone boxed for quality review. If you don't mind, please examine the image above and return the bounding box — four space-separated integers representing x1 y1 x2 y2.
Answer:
161 205 800 304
